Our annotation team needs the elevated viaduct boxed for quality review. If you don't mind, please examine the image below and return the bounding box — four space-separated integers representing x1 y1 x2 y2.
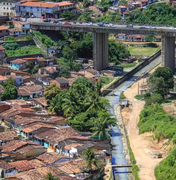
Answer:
30 22 176 72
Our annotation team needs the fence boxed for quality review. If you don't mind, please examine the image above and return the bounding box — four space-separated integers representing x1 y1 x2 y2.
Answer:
102 50 161 96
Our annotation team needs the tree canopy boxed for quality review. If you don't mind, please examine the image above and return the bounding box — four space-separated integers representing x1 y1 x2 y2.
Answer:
149 67 174 98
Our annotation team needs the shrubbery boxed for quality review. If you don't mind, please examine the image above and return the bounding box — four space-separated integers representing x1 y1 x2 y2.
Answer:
138 104 176 141
155 147 176 180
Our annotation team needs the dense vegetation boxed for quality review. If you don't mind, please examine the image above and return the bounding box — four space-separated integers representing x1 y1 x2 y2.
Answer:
5 45 42 57
0 78 17 101
126 3 176 25
149 67 174 98
155 147 176 180
44 77 116 139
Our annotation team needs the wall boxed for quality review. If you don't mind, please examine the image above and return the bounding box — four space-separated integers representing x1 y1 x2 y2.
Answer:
102 50 161 96
0 40 35 47
5 54 43 63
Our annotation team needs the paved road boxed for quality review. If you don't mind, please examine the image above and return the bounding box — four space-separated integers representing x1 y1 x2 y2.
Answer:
26 17 176 32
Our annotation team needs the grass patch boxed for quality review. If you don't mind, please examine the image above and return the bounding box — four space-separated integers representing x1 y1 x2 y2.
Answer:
6 45 42 57
135 94 145 100
100 76 115 85
117 62 137 68
127 137 140 180
127 46 160 56
120 91 126 100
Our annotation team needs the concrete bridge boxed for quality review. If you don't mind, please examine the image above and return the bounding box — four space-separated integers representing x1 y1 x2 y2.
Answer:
30 22 176 72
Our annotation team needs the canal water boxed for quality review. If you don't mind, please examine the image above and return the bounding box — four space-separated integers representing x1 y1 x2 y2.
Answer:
105 77 136 180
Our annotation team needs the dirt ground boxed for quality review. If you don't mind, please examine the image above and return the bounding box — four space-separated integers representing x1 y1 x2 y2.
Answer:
122 74 170 180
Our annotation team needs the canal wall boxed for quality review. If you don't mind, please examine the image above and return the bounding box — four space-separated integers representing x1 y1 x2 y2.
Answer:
102 50 161 96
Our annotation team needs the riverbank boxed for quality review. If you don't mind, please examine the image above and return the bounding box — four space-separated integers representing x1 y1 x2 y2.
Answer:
121 76 170 180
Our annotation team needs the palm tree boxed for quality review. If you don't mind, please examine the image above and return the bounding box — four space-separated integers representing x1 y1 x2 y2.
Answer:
91 112 116 140
82 148 100 173
45 173 60 180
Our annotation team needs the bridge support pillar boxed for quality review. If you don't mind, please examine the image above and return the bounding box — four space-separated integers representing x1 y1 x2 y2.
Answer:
93 32 108 71
161 35 175 72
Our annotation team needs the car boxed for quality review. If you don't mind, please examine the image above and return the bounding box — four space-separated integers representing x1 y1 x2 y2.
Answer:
73 21 76 24
109 23 114 27
53 20 58 24
126 24 133 28
31 15 36 18
139 26 147 29
79 21 82 24
64 21 71 25
98 22 104 27
88 22 93 25
43 19 51 22
41 16 45 19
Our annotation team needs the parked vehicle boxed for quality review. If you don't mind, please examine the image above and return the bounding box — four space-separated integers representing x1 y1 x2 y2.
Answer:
43 19 51 22
64 21 71 25
126 24 133 28
41 16 45 19
98 22 104 27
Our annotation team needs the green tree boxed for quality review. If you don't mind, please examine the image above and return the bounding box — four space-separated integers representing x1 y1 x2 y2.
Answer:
149 67 174 98
44 83 61 101
82 148 100 172
60 11 77 20
91 111 116 139
145 93 163 106
118 0 127 6
145 35 155 42
1 78 17 101
45 172 60 180
31 65 39 74
72 77 92 88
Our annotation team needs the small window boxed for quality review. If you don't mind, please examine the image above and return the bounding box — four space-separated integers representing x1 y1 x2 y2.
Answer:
7 3 8 5
3 3 5 5
4 7 5 9
7 7 8 10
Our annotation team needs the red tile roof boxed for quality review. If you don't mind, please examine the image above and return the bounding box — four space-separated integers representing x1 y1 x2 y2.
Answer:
36 152 67 165
0 25 8 31
0 75 7 81
11 59 26 65
0 131 18 141
0 46 5 50
22 122 54 133
34 127 78 145
19 85 43 93
64 143 83 150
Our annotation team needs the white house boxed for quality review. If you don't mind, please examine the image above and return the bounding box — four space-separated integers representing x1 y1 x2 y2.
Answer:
19 1 75 18
0 0 20 16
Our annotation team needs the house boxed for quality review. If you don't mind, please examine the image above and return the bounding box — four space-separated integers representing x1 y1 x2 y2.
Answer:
117 33 126 41
0 140 47 160
0 131 18 144
33 127 78 152
44 116 66 126
38 66 58 79
118 6 127 13
30 97 47 110
0 25 9 37
0 103 11 113
0 75 7 83
6 166 75 180
8 159 44 174
50 78 69 89
37 57 58 67
36 152 69 165
10 59 26 70
48 46 60 57
23 75 35 83
20 122 54 139
19 1 75 18
125 34 145 42
0 0 20 16
0 46 5 64
11 76 23 87
18 85 43 99
0 67 10 76
11 21 30 35
88 6 100 13
0 160 15 178
10 70 29 76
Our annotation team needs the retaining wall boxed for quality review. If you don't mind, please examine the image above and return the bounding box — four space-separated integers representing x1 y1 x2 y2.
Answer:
102 50 161 96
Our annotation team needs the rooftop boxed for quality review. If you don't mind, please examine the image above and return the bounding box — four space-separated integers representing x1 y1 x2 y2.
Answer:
36 152 68 165
56 78 69 84
33 97 47 107
0 46 5 50
0 75 7 81
0 131 18 142
0 25 8 31
11 59 26 65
